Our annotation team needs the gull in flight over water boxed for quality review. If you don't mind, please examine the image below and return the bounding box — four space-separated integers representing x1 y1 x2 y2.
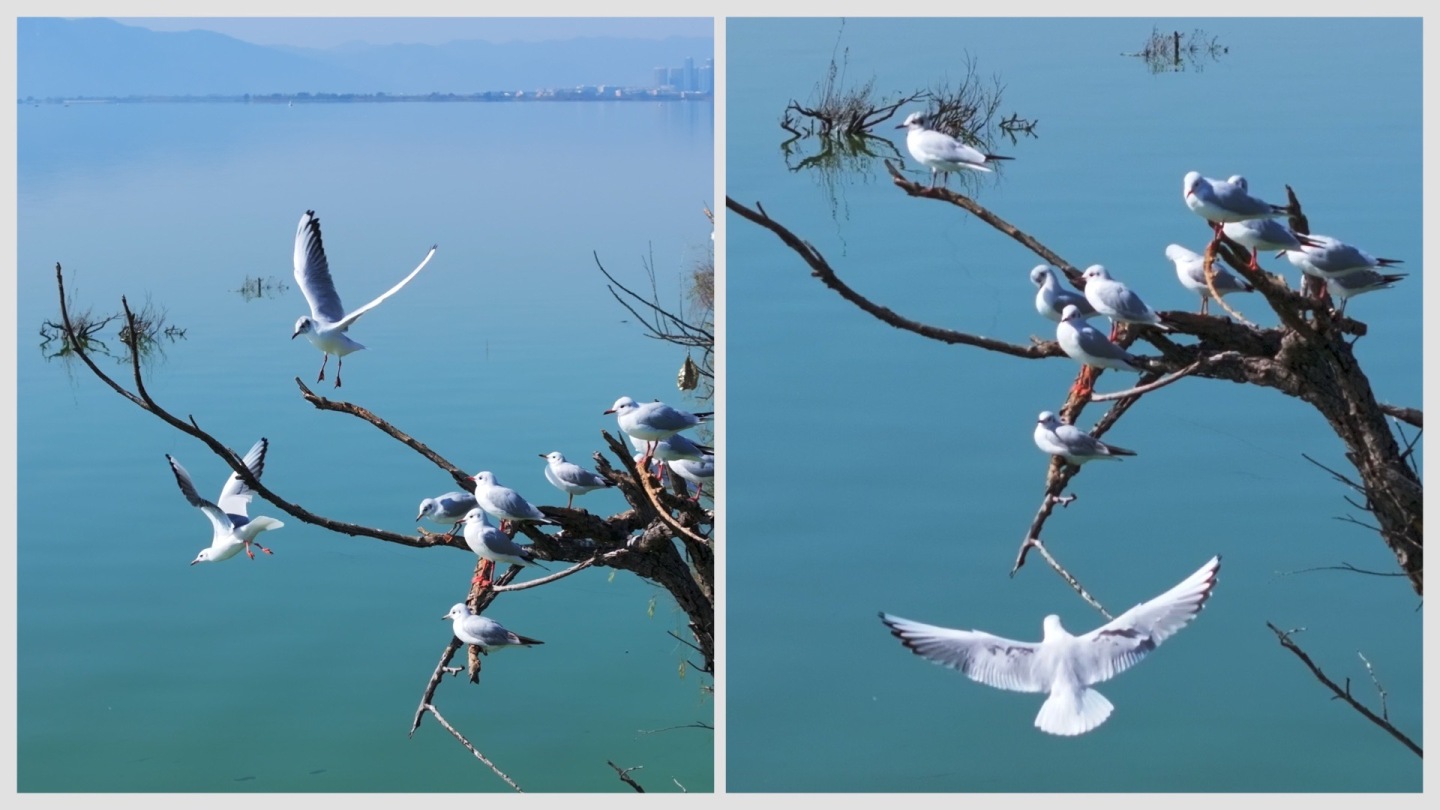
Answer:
897 111 1013 188
291 209 437 387
443 603 544 653
166 438 285 564
881 556 1220 736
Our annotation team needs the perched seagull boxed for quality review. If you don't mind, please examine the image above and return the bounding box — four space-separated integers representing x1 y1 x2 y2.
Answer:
1325 268 1407 315
651 433 713 463
415 491 478 537
443 603 544 654
1034 411 1136 465
290 210 437 387
469 471 555 531
1279 233 1404 281
1222 218 1317 255
880 556 1220 736
668 454 716 501
165 439 285 565
539 451 615 508
1057 305 1143 398
606 396 712 468
1182 172 1289 231
897 111 1013 188
1165 244 1253 315
458 507 547 587
1030 265 1096 323
1079 265 1170 334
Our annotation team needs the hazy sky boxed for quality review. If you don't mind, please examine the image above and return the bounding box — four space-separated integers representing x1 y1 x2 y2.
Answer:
115 17 713 48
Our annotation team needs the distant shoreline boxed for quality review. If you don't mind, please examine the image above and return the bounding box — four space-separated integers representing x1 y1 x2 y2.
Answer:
19 90 713 106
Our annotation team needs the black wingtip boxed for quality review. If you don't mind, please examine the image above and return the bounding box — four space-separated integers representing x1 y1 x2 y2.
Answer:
986 154 1016 161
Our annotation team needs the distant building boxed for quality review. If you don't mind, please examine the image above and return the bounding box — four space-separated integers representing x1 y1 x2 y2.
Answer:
654 66 669 89
684 56 696 92
699 58 714 94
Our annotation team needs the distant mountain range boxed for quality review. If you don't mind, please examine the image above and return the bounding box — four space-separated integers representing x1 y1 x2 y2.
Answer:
17 18 713 98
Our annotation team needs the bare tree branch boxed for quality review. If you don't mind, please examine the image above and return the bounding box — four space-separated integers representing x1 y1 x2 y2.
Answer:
608 760 645 793
1266 623 1421 757
422 704 525 791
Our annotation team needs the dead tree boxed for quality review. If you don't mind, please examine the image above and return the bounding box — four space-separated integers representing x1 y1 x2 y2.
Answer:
51 262 714 790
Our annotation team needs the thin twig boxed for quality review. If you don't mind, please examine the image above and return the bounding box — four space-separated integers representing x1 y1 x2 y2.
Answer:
1024 540 1112 619
410 638 464 737
607 760 645 793
1357 652 1390 720
638 721 714 734
1090 352 1238 401
1266 623 1421 757
1275 562 1405 578
490 555 601 592
423 704 525 791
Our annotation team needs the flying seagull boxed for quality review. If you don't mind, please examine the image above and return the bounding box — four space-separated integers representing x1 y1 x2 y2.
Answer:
290 209 437 387
880 556 1220 736
166 439 285 565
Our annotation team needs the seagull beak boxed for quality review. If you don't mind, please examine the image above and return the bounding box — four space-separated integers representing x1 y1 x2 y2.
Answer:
190 559 200 566
415 513 424 522
603 408 616 414
537 453 547 459
290 330 300 340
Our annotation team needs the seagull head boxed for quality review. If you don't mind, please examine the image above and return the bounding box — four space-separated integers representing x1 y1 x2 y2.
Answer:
190 548 216 566
1081 265 1111 283
541 451 565 464
1226 174 1248 191
443 603 470 621
896 111 926 130
1182 171 1203 198
1029 265 1055 289
415 498 437 522
291 316 314 339
1165 244 1199 265
1041 614 1070 640
470 470 497 488
460 507 487 526
1036 411 1060 429
605 396 637 415
1059 304 1085 324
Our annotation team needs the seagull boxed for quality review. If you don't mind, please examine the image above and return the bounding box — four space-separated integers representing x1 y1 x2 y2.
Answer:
1279 233 1404 281
1079 265 1170 336
1182 172 1289 231
415 491 478 537
1221 219 1320 270
443 603 544 653
539 451 615 508
880 556 1220 736
469 470 555 532
605 396 712 468
458 508 547 588
1029 265 1096 323
1165 244 1253 315
897 111 1013 188
1057 304 1143 397
668 453 715 501
1034 411 1136 465
165 439 285 565
290 210 437 387
1325 267 1407 315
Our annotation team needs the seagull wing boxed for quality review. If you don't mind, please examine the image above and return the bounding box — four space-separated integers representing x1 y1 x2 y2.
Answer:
166 454 233 535
293 210 347 323
1074 556 1220 686
880 613 1046 693
554 461 607 488
1075 323 1139 366
916 129 989 167
1091 281 1156 322
216 438 267 517
1054 424 1104 456
333 242 438 330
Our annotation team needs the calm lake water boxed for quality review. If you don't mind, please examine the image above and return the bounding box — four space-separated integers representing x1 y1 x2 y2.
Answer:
726 17 1421 792
17 99 714 792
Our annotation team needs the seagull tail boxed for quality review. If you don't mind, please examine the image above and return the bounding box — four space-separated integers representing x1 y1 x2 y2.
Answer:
1102 443 1137 458
237 516 285 541
1375 257 1404 267
511 634 545 647
1034 686 1113 736
985 154 1015 161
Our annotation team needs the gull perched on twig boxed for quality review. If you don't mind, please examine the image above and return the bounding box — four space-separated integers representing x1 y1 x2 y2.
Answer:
1080 265 1170 336
606 396 712 468
1034 411 1136 465
880 556 1220 736
469 470 556 533
415 491 478 537
540 451 615 508
1165 244 1252 315
290 209 437 387
443 603 544 654
1182 172 1290 234
165 438 285 564
1056 304 1143 397
1029 265 1096 323
897 111 1013 188
458 507 547 588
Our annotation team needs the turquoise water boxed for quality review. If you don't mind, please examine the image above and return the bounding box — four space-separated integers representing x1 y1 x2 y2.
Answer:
727 18 1421 792
17 99 714 792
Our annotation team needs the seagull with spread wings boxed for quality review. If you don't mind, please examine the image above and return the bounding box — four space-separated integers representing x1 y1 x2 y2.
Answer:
165 438 285 565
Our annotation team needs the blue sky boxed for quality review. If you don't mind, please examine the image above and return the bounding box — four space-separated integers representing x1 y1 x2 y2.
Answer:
114 17 713 48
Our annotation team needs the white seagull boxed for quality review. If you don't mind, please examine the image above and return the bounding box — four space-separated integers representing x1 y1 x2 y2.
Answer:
1182 172 1289 231
539 451 615 508
1056 305 1143 374
1165 244 1252 315
1034 411 1136 465
897 111 1013 188
880 556 1220 736
1325 267 1407 315
458 507 547 587
415 491 478 537
1079 265 1170 332
290 209 438 387
668 453 716 501
605 396 711 442
165 439 285 565
1279 233 1404 281
1029 265 1096 323
443 603 544 653
469 470 555 529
